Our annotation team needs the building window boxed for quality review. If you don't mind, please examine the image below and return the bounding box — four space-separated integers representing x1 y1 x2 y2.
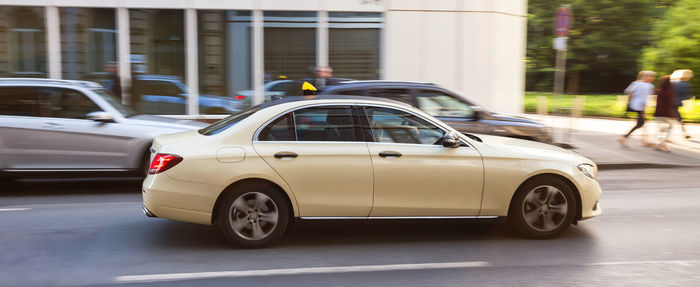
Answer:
198 10 252 114
264 11 317 83
329 12 382 80
87 28 117 74
60 8 117 94
0 7 46 77
129 9 186 115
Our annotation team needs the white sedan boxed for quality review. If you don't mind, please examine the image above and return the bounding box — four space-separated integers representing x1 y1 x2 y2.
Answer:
142 96 602 248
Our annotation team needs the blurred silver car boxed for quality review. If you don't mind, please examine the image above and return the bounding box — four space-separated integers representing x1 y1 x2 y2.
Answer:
0 78 207 179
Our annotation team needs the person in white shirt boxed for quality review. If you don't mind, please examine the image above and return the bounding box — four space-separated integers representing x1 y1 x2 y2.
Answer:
618 70 656 147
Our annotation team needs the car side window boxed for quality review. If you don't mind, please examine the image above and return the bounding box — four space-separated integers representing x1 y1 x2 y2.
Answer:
415 90 474 118
0 87 41 117
368 89 414 105
37 88 103 119
335 89 365 96
363 107 444 145
294 106 356 142
258 113 295 141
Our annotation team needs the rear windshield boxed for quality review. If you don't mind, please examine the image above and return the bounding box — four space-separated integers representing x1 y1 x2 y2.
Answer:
198 107 260 136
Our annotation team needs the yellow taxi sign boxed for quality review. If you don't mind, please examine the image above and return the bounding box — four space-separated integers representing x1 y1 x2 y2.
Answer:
302 81 317 96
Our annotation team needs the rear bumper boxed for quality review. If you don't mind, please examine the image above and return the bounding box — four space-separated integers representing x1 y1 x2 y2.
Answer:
142 204 157 217
142 173 222 226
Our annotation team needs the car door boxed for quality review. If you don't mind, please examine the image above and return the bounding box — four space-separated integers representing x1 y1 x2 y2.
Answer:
27 87 136 170
413 89 492 135
361 106 485 216
0 86 47 170
252 105 374 217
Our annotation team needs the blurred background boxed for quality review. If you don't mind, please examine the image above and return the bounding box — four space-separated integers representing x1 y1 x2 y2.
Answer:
2 1 700 286
0 0 525 117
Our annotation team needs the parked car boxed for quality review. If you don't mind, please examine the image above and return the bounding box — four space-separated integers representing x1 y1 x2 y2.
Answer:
0 78 207 180
143 96 601 248
319 81 553 143
232 80 295 110
231 78 354 110
132 74 242 114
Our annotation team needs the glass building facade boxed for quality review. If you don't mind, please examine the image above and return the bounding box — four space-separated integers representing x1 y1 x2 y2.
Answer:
0 5 383 115
0 6 46 78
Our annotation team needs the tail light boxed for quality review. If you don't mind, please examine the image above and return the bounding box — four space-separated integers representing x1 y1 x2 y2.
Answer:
235 95 246 100
149 153 183 175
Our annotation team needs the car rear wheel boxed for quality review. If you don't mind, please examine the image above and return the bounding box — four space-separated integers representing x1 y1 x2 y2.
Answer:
509 177 576 239
218 187 289 248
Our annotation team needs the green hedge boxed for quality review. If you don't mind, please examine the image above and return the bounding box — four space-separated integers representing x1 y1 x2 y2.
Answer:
524 92 700 123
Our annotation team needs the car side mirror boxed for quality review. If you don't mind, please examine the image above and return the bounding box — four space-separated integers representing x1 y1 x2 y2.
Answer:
442 131 461 148
471 107 486 120
86 111 114 123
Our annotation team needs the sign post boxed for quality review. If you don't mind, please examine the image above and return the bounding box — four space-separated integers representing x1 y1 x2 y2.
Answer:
553 5 572 97
553 5 572 143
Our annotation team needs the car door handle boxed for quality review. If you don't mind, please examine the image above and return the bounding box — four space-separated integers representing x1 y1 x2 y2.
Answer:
274 152 298 159
42 122 64 129
379 152 402 158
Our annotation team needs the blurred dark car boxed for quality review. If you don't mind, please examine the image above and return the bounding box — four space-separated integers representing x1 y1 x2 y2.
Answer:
319 81 552 143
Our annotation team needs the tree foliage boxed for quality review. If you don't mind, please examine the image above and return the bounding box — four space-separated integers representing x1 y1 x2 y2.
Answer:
526 0 669 93
642 0 700 95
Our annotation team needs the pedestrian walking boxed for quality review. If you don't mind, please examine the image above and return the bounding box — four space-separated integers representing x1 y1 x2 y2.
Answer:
653 76 676 151
672 69 693 139
102 62 122 100
618 70 656 148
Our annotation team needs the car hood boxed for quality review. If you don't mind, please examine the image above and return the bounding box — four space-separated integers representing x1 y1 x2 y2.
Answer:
122 115 209 130
489 113 542 126
473 134 594 166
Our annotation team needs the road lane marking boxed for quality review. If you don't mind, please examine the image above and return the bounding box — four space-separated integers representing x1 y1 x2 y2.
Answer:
584 260 700 267
115 261 491 283
0 208 31 212
115 259 700 283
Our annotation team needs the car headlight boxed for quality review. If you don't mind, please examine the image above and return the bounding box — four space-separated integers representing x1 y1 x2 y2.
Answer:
577 164 596 179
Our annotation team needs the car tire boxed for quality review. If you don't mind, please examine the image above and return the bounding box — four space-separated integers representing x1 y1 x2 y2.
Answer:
217 186 289 248
509 176 577 239
139 152 151 177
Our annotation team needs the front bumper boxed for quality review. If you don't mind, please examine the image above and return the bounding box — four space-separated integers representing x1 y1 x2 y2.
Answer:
579 176 603 219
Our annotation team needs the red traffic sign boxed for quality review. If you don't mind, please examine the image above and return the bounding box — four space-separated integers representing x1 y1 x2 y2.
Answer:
554 6 573 37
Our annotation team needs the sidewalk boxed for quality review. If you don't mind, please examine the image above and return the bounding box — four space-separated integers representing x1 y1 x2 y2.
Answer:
525 114 700 169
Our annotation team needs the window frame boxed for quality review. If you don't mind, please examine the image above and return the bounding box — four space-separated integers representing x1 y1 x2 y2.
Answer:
413 88 476 120
366 88 417 106
254 103 365 143
360 105 448 146
35 87 105 120
0 86 41 117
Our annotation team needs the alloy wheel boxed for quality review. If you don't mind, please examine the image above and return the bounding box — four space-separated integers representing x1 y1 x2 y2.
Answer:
521 185 568 232
228 192 279 241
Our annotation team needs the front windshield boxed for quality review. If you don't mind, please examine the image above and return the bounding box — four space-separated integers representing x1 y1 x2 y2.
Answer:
92 89 137 117
198 106 261 136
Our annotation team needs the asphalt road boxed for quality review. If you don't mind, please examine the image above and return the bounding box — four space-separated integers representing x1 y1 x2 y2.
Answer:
1 168 700 287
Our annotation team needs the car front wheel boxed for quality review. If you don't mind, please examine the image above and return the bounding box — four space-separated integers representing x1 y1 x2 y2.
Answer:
509 176 577 239
218 187 289 248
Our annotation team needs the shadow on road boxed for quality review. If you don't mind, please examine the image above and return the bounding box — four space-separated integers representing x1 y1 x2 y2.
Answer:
0 179 142 197
146 219 596 250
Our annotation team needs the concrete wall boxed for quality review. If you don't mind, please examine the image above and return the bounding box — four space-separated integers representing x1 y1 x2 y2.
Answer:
0 0 527 114
384 0 526 114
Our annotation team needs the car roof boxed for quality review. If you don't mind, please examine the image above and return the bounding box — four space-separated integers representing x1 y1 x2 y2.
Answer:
334 80 435 86
0 78 103 89
260 95 413 109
